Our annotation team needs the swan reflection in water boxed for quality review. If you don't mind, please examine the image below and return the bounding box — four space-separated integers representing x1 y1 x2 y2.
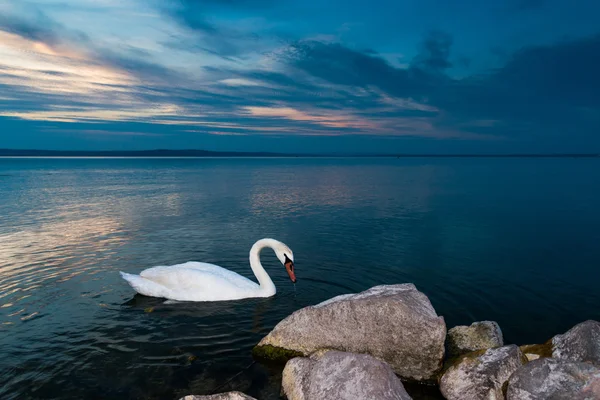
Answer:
123 293 277 335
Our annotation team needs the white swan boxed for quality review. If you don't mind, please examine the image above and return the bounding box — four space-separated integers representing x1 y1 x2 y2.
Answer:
119 238 296 302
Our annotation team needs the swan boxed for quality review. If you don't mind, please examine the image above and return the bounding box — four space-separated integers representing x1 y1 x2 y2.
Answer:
119 238 296 302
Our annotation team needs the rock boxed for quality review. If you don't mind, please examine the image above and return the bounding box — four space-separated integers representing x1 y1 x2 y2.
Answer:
506 357 600 400
179 392 256 400
446 321 504 357
519 341 553 362
552 320 600 366
439 345 526 400
254 284 446 382
281 357 313 400
515 320 600 365
281 350 412 400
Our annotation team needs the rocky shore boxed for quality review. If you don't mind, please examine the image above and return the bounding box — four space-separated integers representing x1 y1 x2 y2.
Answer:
180 284 600 400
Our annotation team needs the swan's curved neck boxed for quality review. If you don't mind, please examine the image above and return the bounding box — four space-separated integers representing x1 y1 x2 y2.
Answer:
249 239 278 296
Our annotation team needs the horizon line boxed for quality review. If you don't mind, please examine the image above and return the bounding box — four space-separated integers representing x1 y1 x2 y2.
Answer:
1 149 599 158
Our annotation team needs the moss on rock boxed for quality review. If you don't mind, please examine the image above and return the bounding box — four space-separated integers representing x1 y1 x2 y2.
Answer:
251 344 304 364
519 340 553 361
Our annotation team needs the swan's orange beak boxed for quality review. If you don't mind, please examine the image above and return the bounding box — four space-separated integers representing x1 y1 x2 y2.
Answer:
285 260 296 283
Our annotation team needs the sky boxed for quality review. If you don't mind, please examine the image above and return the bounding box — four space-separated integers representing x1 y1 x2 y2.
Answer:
0 0 599 154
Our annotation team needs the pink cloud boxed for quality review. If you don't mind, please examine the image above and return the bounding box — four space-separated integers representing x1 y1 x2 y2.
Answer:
243 106 379 129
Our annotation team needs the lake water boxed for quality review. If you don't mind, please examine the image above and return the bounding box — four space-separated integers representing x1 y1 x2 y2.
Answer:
1 157 599 399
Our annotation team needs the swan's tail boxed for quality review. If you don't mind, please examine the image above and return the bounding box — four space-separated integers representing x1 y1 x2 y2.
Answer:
120 271 170 298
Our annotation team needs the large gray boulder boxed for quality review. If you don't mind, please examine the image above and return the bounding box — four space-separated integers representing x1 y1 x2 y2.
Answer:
179 392 256 400
552 320 600 366
281 350 412 400
253 284 446 382
506 358 600 400
446 321 504 358
439 345 526 400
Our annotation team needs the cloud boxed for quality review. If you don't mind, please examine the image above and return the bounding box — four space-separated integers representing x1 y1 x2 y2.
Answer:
175 0 275 7
94 48 184 83
0 7 92 49
243 106 378 129
0 11 64 46
69 129 164 137
431 34 600 140
159 0 284 60
280 40 436 101
0 6 183 85
1 0 599 152
169 8 219 35
270 31 600 142
410 30 453 73
495 34 600 107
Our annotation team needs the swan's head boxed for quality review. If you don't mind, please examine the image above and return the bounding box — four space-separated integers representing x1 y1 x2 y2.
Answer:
273 242 296 283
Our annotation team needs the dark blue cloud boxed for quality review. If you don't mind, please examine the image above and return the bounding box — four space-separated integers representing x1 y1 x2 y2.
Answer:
160 0 280 59
432 34 600 138
495 35 600 107
283 40 437 99
272 31 600 144
411 31 454 73
95 49 184 83
0 9 89 46
167 0 276 33
0 11 63 45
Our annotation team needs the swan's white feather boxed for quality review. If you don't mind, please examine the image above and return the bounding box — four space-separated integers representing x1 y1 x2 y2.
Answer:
121 262 262 302
120 238 291 302
120 271 172 299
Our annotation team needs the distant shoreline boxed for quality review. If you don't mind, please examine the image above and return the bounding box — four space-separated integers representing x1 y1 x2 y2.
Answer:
0 149 599 158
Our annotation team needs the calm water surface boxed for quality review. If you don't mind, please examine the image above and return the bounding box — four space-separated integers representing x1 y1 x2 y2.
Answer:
1 157 599 399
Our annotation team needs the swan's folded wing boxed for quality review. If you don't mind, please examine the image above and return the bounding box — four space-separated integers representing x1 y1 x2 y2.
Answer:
139 264 257 293
120 272 171 298
139 266 218 291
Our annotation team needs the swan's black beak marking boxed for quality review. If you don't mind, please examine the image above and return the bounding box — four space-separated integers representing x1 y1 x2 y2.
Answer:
284 254 296 283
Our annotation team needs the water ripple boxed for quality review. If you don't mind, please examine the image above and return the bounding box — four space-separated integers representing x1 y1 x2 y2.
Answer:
1 158 599 400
